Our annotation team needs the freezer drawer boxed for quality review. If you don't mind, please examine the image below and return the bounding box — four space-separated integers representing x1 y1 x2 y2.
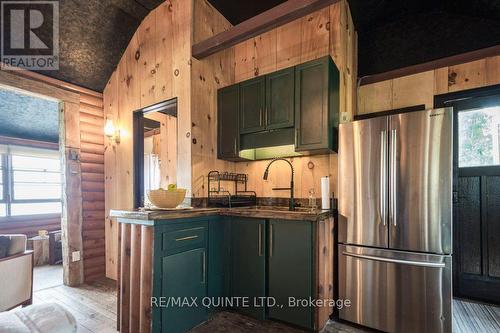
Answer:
339 245 452 333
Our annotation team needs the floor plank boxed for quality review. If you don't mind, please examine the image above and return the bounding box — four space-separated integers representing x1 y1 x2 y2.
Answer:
31 279 499 333
33 278 117 333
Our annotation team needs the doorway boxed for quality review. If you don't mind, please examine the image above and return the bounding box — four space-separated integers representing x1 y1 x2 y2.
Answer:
436 86 500 305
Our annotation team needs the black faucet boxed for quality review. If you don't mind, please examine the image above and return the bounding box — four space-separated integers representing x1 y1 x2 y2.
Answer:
263 158 294 211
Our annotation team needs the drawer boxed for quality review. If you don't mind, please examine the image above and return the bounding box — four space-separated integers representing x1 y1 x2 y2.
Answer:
162 226 207 253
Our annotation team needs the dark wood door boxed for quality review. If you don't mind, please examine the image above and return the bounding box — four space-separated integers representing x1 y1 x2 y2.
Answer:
295 57 330 151
443 92 500 305
268 219 314 329
240 77 266 134
456 172 500 304
230 217 266 319
266 67 295 130
217 85 240 160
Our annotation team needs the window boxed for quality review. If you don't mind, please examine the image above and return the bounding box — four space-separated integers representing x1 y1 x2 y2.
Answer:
0 146 62 217
458 106 500 168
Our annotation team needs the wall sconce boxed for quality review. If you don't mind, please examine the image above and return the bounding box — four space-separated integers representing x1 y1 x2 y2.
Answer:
104 118 121 143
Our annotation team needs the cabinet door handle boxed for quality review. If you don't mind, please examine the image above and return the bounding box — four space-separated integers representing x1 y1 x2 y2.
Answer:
233 138 237 155
258 224 262 257
201 251 206 283
269 224 274 257
176 235 198 242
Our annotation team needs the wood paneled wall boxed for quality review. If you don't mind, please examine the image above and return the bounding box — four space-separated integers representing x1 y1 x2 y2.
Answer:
104 0 357 278
358 55 500 115
190 0 357 200
104 0 193 279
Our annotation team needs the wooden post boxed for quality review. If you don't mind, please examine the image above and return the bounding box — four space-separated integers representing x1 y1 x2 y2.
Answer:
140 226 154 333
120 223 131 333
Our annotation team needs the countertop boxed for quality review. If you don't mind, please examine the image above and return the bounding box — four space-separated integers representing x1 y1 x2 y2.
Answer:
110 206 333 223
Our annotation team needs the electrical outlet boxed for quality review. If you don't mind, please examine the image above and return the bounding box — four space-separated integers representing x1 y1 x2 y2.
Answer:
72 251 81 262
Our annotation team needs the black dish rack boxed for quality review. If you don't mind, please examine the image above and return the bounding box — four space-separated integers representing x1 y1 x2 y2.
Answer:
207 171 256 208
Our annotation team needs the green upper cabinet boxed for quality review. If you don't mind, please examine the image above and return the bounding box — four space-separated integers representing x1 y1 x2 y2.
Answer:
230 217 266 320
217 56 340 161
217 85 240 160
266 67 295 130
240 77 266 134
268 219 314 330
295 56 340 152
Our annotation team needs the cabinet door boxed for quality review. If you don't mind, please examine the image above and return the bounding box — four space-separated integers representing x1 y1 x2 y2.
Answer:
266 67 295 130
230 217 266 319
268 219 314 329
295 58 329 151
217 85 240 159
240 77 266 134
162 248 207 333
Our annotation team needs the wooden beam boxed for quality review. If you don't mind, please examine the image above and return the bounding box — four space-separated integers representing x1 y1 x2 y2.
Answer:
0 135 59 150
192 0 340 59
360 45 500 86
0 64 103 97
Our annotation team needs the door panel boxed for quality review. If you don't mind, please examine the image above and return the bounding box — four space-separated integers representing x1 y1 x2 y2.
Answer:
295 59 329 150
268 219 313 329
339 117 389 248
240 77 265 134
230 218 266 319
266 68 295 130
162 248 207 333
389 108 453 254
457 177 482 275
339 245 452 333
217 85 240 159
486 176 500 278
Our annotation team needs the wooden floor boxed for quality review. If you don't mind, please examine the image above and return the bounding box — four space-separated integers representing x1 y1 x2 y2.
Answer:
32 280 499 333
33 278 117 333
453 299 500 333
33 264 63 292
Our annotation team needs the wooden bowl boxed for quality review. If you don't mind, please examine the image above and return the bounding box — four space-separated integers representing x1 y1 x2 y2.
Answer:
147 189 186 208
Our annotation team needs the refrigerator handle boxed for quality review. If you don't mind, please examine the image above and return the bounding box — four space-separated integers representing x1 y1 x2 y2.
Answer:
390 129 397 227
380 131 387 226
342 251 446 268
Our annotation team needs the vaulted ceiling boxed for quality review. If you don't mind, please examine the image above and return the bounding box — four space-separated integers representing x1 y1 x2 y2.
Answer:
27 0 500 92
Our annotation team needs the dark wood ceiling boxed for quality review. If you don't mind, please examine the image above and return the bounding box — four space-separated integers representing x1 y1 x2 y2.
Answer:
25 0 500 92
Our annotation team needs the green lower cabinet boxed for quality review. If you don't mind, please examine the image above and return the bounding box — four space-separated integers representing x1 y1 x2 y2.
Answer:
161 248 207 333
208 218 231 306
230 217 266 319
268 219 314 330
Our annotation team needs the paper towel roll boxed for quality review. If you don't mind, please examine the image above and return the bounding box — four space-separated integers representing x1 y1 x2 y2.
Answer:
321 176 330 210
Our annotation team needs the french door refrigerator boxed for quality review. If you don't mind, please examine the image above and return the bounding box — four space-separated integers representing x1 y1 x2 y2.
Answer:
338 108 453 333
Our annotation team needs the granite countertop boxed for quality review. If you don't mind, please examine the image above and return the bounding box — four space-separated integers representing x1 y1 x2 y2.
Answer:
110 205 333 222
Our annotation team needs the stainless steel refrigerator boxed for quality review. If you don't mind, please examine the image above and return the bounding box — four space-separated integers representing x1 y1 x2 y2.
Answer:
338 108 453 333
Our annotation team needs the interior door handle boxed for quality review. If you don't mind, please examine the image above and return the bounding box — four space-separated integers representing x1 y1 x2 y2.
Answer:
342 251 446 268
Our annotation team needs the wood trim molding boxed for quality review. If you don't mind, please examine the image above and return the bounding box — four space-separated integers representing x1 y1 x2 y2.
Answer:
192 0 340 59
0 135 59 150
1 64 102 97
359 45 500 86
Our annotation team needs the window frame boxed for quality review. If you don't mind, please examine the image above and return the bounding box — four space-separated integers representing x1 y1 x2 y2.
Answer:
0 148 62 220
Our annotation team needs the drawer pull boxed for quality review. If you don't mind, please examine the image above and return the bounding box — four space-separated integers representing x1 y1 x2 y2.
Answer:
175 235 199 242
